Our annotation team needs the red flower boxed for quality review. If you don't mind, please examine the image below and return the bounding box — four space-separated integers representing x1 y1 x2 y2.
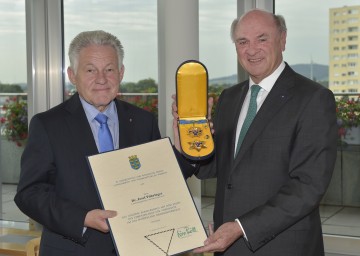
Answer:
0 96 28 147
336 96 360 128
338 127 346 137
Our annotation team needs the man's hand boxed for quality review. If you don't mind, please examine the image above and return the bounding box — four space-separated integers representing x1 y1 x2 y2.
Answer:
171 94 181 152
193 221 243 253
207 97 214 134
84 209 117 233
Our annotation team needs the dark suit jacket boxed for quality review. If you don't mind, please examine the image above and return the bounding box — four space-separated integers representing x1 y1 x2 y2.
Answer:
192 64 338 256
14 93 161 256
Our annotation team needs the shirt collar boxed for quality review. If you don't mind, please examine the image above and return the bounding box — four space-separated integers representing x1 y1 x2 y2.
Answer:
79 95 117 123
249 61 286 92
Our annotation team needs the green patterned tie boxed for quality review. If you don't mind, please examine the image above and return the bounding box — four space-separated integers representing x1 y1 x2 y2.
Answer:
235 84 261 157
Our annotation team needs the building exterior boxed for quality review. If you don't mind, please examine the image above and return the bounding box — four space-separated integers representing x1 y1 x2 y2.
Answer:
329 5 360 95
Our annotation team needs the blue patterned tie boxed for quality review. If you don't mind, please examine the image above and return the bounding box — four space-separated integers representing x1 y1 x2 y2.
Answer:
235 84 261 157
95 113 114 153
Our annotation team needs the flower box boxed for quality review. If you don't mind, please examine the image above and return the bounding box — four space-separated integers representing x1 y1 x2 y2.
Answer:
336 96 360 145
0 96 28 147
342 126 360 145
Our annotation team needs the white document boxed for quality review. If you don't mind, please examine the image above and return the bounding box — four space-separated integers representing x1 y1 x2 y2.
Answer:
87 138 207 256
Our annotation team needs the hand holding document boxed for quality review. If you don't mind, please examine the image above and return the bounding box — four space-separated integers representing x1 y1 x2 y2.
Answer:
87 138 207 256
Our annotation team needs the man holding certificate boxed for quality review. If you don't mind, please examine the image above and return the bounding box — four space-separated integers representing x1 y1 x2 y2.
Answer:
172 9 337 256
15 30 162 255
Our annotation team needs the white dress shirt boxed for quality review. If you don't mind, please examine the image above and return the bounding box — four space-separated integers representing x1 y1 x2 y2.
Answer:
234 62 286 155
80 96 119 151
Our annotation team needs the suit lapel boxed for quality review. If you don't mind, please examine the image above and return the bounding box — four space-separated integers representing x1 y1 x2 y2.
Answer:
63 96 136 154
229 83 249 158
115 100 135 149
64 94 99 157
234 65 296 164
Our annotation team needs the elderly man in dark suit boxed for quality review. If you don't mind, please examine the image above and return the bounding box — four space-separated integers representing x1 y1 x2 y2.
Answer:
15 30 161 255
173 9 337 256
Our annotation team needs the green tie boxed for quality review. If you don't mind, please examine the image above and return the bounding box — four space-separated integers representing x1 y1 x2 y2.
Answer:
235 84 261 157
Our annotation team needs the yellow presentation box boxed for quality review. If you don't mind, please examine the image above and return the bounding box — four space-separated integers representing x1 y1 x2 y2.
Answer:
176 60 214 161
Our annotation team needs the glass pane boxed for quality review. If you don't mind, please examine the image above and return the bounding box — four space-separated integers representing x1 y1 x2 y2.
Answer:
199 0 236 202
200 0 237 117
63 0 158 117
0 0 28 223
276 0 360 238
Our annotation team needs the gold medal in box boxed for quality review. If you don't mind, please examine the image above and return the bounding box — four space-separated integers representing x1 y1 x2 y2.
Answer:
176 60 214 160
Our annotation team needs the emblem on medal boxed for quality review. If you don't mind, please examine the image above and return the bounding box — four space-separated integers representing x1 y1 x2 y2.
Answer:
188 140 207 151
187 126 203 137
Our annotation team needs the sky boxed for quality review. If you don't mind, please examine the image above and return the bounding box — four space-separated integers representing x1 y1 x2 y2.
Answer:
0 0 359 84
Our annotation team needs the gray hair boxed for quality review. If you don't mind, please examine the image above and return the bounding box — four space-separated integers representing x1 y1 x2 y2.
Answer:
230 11 287 42
68 30 124 73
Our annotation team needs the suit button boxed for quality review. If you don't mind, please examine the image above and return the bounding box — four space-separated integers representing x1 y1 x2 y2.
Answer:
227 184 232 189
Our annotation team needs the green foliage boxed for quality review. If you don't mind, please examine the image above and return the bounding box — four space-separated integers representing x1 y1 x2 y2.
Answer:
120 78 158 93
208 83 230 119
336 96 360 128
119 95 158 118
0 83 23 93
118 78 158 117
0 96 28 147
208 83 229 95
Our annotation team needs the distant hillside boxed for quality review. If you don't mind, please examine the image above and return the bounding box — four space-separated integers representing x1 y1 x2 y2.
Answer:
209 74 237 86
291 63 328 81
209 63 329 86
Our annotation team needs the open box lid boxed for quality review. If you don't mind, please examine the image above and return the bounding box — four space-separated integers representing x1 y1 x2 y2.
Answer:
176 60 208 119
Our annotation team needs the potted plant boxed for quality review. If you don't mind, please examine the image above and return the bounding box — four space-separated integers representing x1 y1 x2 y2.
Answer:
336 96 360 145
0 96 28 147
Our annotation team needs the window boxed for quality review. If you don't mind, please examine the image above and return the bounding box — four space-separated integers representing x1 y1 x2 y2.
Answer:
348 44 359 50
348 35 358 41
348 71 358 76
199 0 236 83
276 0 360 243
199 0 236 197
348 53 359 58
348 9 359 14
0 0 27 222
348 26 359 32
63 0 158 116
349 62 358 67
348 17 359 23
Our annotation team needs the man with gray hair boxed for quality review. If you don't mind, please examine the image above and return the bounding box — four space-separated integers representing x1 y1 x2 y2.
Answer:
173 9 337 256
15 30 161 255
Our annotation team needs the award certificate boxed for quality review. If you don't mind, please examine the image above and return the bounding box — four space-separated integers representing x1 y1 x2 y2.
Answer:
87 138 207 256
